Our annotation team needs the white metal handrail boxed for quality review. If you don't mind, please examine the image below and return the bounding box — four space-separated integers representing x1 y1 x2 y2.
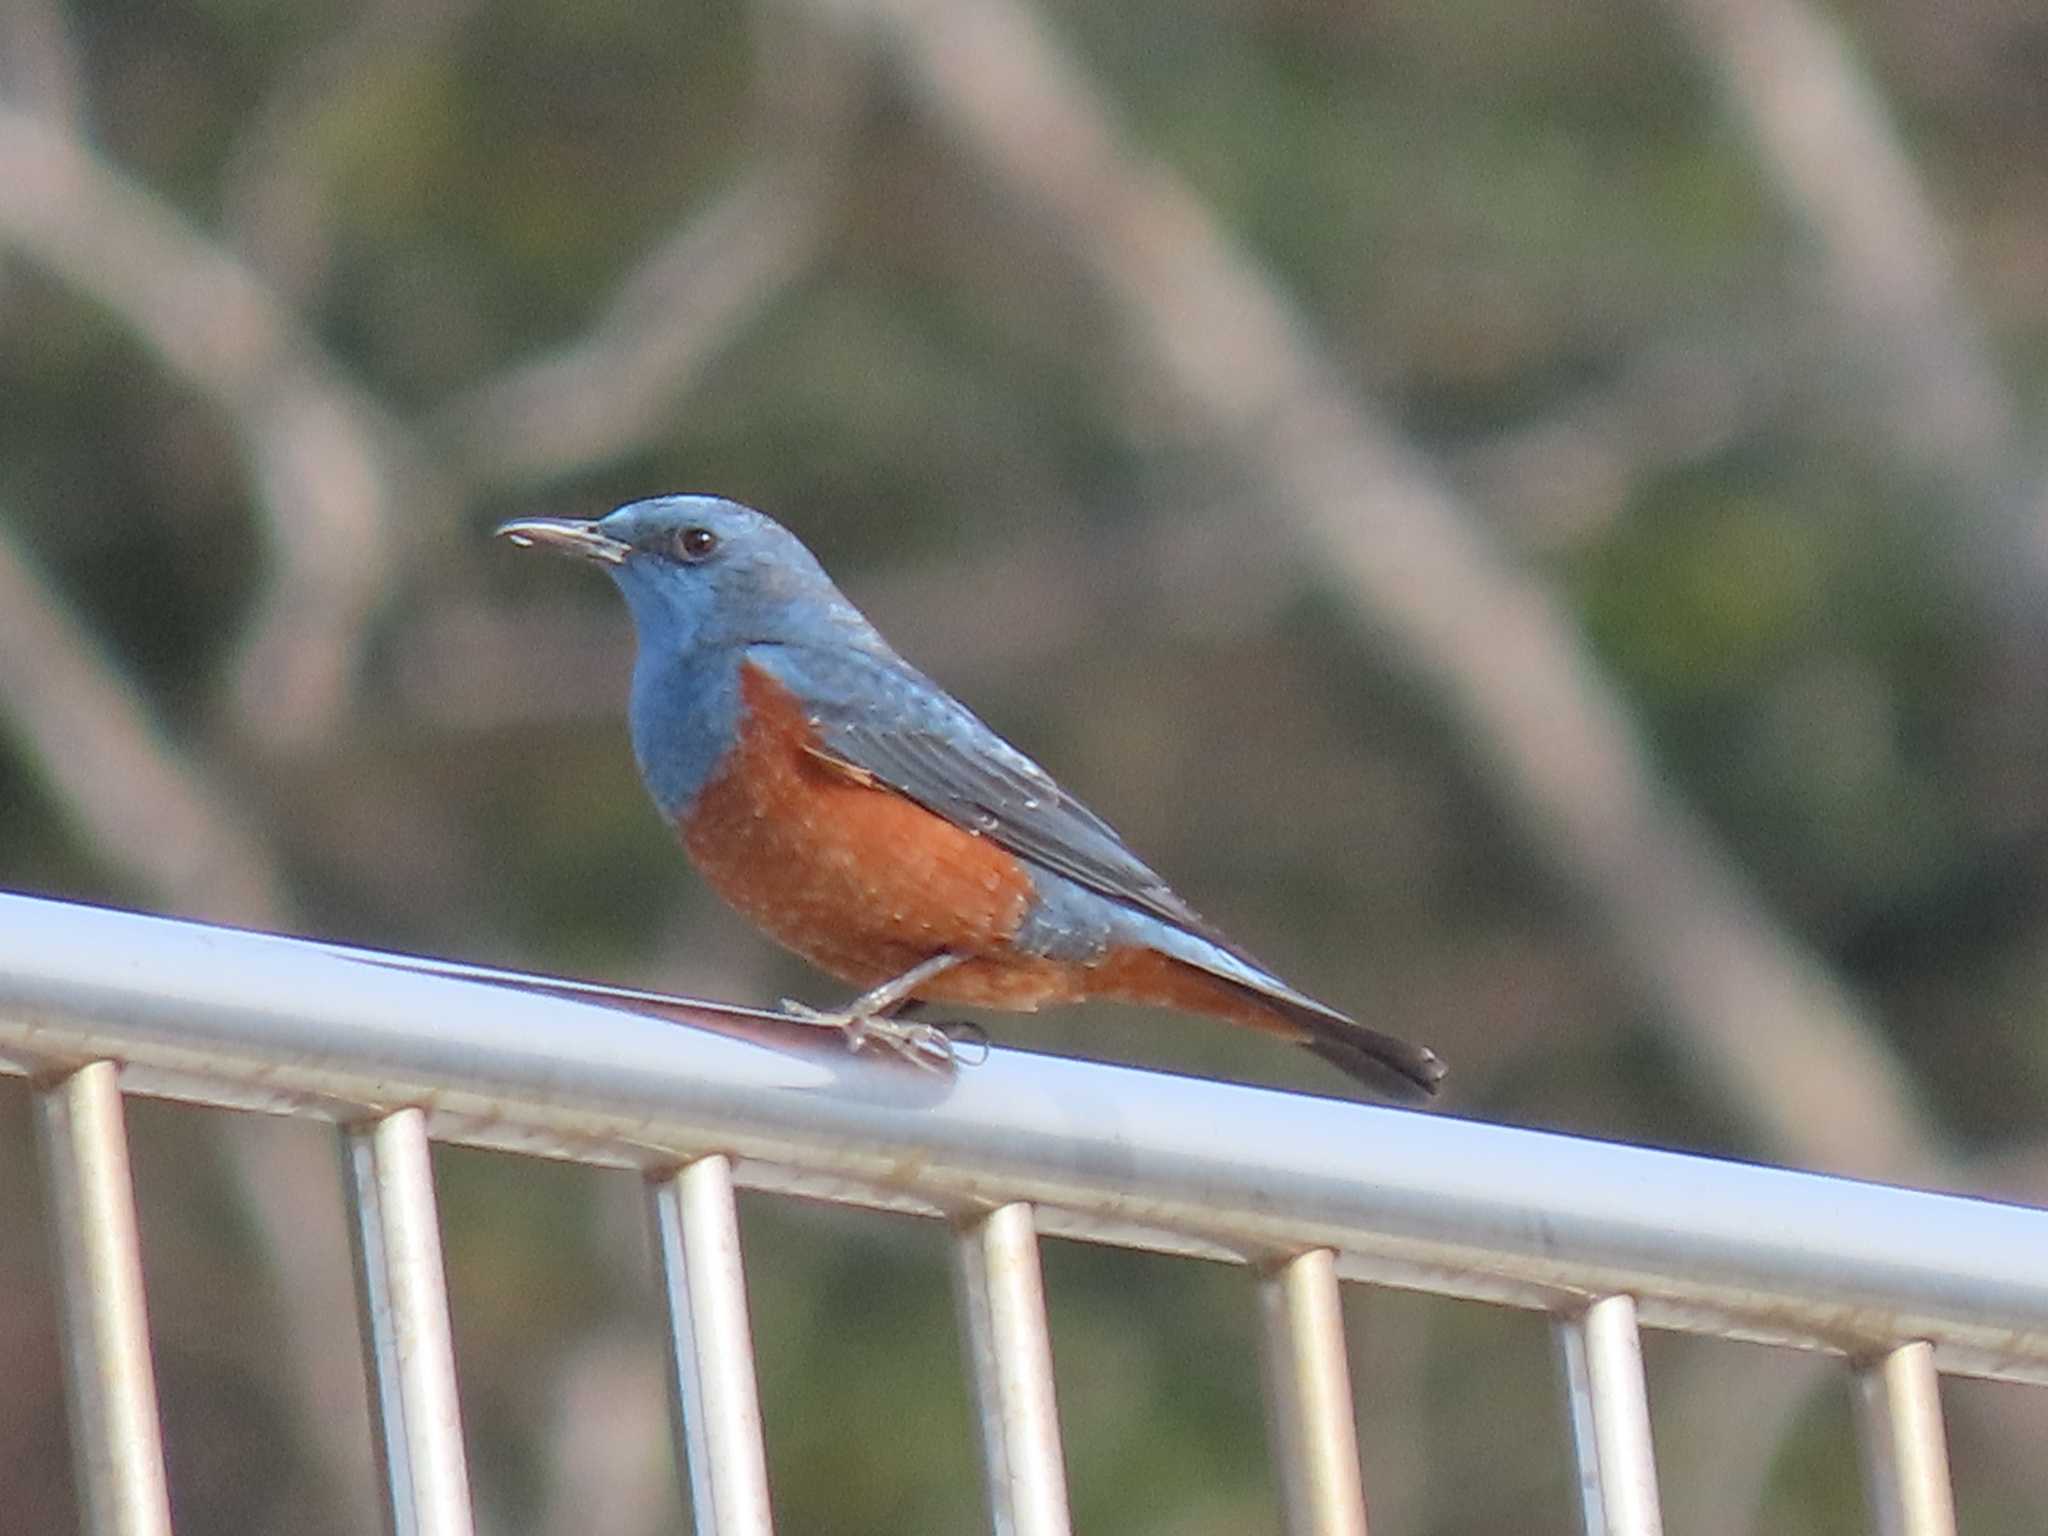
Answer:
0 891 2019 1535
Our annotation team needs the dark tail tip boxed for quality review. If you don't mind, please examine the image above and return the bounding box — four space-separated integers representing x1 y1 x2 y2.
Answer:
1303 1030 1447 1103
1144 951 1447 1102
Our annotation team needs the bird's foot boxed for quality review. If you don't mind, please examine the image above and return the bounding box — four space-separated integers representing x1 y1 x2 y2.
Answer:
778 998 955 1072
775 954 971 1072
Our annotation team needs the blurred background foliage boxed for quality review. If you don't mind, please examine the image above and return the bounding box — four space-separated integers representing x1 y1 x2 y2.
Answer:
2 0 2047 1529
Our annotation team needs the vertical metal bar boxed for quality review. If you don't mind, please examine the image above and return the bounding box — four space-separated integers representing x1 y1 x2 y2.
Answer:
34 1060 174 1536
646 1154 775 1536
952 1202 1072 1536
1256 1248 1369 1536
342 1109 475 1536
1853 1341 1958 1536
1556 1294 1664 1536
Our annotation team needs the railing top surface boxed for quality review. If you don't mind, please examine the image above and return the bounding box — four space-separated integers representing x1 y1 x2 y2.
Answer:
0 890 2043 1383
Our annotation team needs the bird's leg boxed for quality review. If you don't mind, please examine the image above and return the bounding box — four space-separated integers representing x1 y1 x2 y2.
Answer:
779 953 966 1070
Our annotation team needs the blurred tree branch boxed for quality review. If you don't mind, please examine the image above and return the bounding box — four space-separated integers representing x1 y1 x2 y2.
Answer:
433 155 840 491
222 0 481 298
4 17 847 738
1658 0 2035 593
1450 324 1795 549
0 104 432 752
0 515 288 924
0 0 81 127
431 0 860 492
820 0 1947 1182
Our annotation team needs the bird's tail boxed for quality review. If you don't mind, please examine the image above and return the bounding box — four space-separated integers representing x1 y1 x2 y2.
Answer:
1296 1010 1448 1102
1089 948 1446 1100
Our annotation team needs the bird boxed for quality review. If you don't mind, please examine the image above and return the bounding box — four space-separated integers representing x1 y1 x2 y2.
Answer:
497 495 1445 1098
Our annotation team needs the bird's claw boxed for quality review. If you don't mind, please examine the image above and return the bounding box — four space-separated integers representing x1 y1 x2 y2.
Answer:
778 998 957 1073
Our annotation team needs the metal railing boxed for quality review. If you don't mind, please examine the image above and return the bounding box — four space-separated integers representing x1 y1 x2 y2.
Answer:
1 891 2040 1536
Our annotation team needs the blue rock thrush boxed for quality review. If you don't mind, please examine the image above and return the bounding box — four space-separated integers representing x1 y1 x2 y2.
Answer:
498 495 1445 1097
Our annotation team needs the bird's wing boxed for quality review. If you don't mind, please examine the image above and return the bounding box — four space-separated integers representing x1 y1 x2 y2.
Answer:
747 643 1232 945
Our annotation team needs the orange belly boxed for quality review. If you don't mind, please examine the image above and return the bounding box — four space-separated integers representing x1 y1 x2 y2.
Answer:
683 664 1084 1008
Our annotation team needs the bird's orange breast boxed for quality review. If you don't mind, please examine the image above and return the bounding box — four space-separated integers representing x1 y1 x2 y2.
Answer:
682 663 1079 1003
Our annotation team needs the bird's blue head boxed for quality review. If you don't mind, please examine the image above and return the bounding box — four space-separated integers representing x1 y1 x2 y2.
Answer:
497 495 880 659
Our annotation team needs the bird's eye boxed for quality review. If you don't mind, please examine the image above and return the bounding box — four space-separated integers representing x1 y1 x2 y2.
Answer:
674 527 718 562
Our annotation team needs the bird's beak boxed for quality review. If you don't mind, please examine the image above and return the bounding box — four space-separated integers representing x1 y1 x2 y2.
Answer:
494 517 630 566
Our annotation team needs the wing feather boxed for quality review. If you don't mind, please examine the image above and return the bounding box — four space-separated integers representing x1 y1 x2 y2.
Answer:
750 643 1232 946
